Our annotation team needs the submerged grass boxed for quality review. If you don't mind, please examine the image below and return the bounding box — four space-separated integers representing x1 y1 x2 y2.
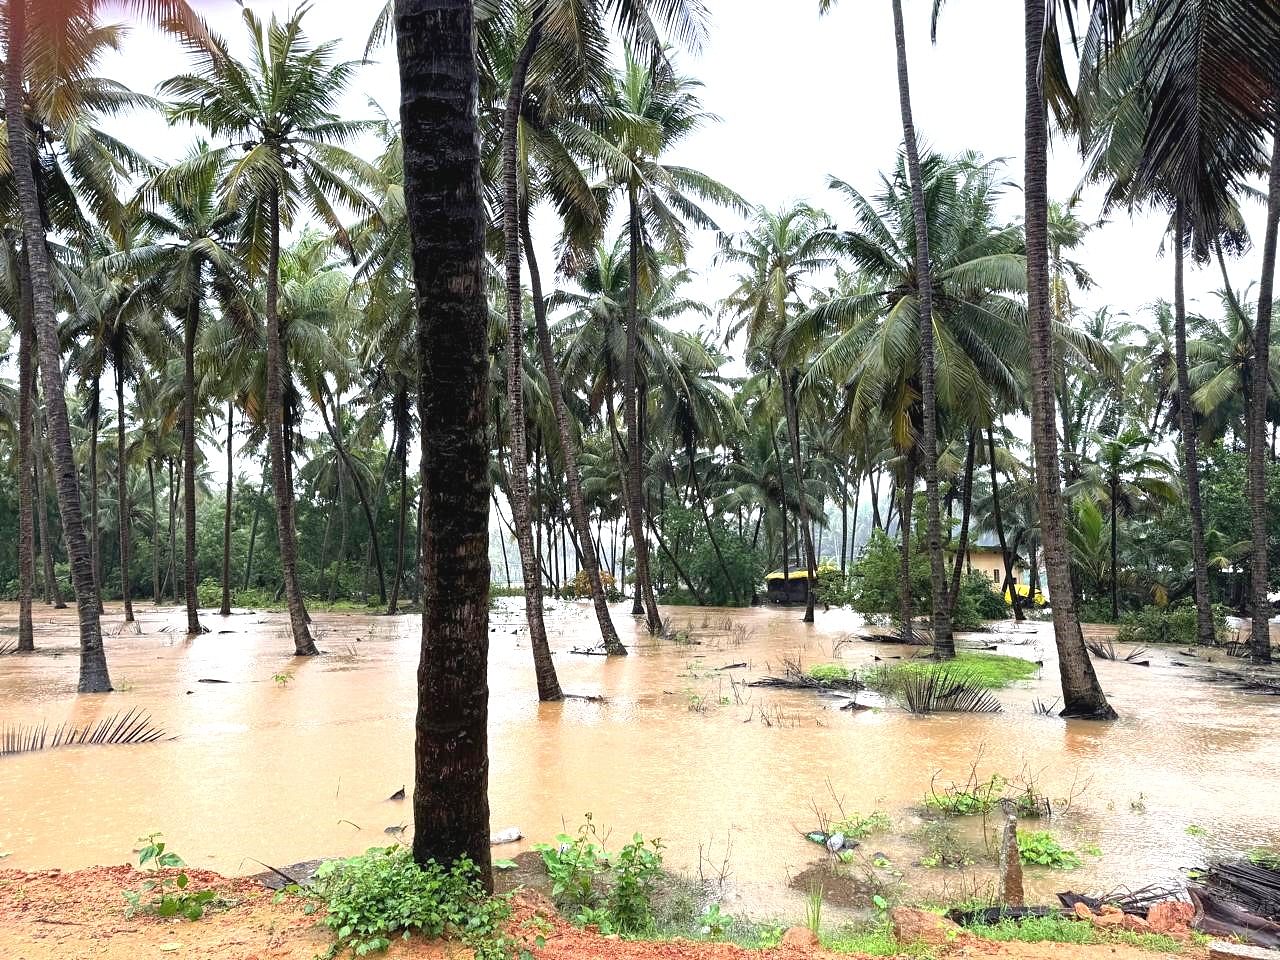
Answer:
863 653 1038 692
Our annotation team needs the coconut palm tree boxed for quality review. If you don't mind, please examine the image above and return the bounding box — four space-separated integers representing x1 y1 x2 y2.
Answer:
162 5 376 654
1068 426 1179 619
0 0 203 689
820 0 953 652
721 205 836 624
579 52 744 631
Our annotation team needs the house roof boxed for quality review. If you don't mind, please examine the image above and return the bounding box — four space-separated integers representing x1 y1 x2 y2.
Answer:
765 569 812 582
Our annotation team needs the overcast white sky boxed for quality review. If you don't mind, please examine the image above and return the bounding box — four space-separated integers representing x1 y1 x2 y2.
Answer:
100 0 1269 338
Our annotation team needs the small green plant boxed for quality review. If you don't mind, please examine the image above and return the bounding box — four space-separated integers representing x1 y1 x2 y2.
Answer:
1185 824 1207 837
534 815 609 912
310 845 512 959
831 810 892 840
913 820 974 869
534 816 664 935
804 881 824 935
272 671 294 687
124 833 216 920
1247 847 1280 870
809 663 857 684
699 903 734 939
924 774 1006 816
607 834 664 935
1017 831 1081 869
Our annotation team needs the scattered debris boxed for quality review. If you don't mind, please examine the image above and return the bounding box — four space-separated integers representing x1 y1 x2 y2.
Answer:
1085 639 1150 665
716 662 748 671
897 666 1002 714
490 827 522 845
2 707 173 757
197 678 230 684
748 657 861 692
387 786 405 801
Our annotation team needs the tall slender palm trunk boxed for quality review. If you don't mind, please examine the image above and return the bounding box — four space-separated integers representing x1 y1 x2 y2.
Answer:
16 243 35 650
624 187 662 632
1247 131 1280 663
1171 207 1215 646
149 458 161 604
5 0 109 691
781 371 817 622
115 364 134 623
898 455 916 638
1024 0 1114 719
220 401 234 616
264 191 317 656
891 0 952 657
182 272 202 635
987 426 1024 622
947 429 976 617
320 390 387 604
387 384 410 615
34 407 63 608
521 201 626 653
88 377 103 612
501 24 562 699
244 469 265 591
397 0 492 880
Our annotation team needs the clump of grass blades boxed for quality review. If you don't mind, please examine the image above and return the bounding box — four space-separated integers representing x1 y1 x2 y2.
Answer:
1 707 172 756
1085 638 1149 664
897 666 1002 714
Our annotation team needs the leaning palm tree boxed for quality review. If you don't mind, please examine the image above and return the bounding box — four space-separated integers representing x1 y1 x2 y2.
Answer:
162 5 376 655
1 0 206 689
819 0 953 654
587 50 744 632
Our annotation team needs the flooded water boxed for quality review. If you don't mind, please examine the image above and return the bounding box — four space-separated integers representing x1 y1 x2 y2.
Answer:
1 599 1278 918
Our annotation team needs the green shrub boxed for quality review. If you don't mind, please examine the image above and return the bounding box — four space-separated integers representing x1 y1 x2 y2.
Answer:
831 810 892 840
809 664 858 684
952 571 1009 628
196 578 223 608
1017 831 1081 869
534 815 664 936
310 846 511 959
847 529 930 619
1116 599 1228 645
123 833 215 921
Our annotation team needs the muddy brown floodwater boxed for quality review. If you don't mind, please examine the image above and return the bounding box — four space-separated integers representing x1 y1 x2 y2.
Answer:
1 600 1277 920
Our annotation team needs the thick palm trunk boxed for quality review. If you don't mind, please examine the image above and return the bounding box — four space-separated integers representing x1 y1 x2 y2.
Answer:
1109 474 1119 622
891 0 952 657
1171 208 1216 646
16 242 35 649
220 401 234 616
182 273 202 635
625 187 662 632
522 201 626 652
5 1 109 690
501 25 562 698
398 0 493 880
115 365 134 623
1025 0 1114 718
1247 132 1280 663
264 191 316 655
781 371 817 622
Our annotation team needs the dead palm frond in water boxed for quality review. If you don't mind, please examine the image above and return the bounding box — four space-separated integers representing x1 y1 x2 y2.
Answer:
1032 698 1060 716
1 707 173 757
897 666 1002 714
1085 638 1149 665
0 640 18 656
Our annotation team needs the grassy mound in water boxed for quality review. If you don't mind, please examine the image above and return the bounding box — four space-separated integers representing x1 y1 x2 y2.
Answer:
863 652 1038 691
809 663 858 684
